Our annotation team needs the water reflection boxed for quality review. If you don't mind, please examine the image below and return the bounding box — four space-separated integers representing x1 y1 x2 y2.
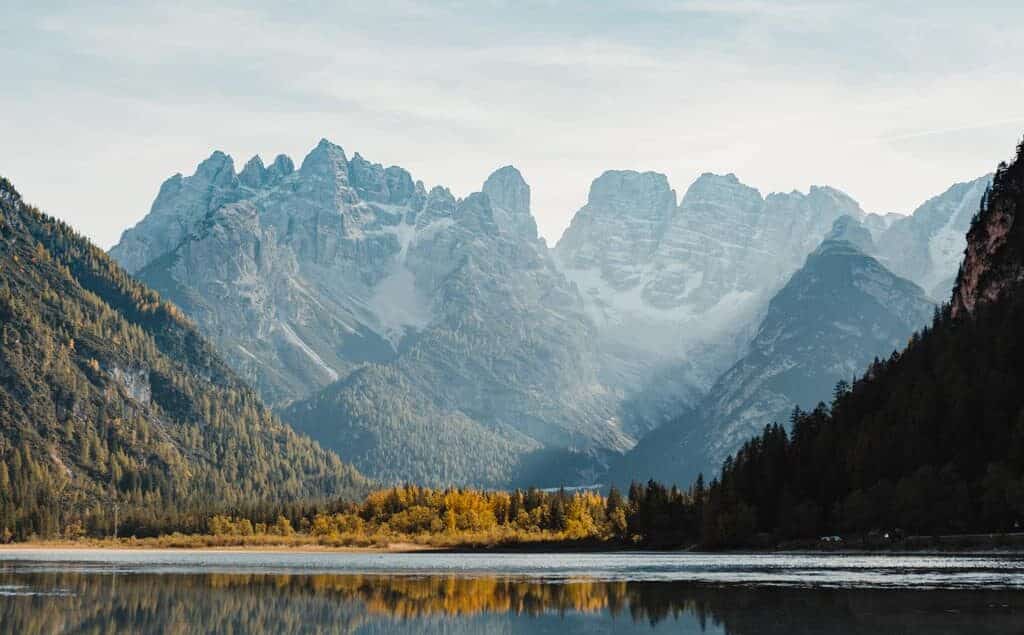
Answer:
1 567 1022 634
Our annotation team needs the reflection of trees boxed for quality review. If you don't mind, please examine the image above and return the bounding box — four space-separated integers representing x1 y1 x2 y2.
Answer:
2 571 1023 634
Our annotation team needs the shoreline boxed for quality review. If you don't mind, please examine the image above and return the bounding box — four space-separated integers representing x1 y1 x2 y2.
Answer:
0 541 440 554
4 541 1024 557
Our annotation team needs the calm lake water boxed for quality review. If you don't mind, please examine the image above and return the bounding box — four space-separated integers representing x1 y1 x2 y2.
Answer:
2 550 1023 634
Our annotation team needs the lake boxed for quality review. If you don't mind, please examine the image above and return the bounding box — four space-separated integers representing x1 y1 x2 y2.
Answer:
1 550 1023 633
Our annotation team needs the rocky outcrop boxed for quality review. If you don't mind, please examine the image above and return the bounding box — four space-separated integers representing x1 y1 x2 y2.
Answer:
483 165 537 240
952 147 1024 318
875 175 991 300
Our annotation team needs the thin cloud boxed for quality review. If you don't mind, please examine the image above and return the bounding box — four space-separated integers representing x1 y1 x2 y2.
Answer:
876 118 1024 142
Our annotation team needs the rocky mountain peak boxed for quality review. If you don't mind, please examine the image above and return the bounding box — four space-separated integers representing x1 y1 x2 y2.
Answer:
553 169 676 293
586 170 677 219
348 152 393 204
268 154 295 180
109 149 244 273
482 165 536 239
875 175 991 300
239 155 267 189
824 215 876 254
384 165 418 206
300 138 349 178
682 172 762 210
195 150 236 181
483 165 530 216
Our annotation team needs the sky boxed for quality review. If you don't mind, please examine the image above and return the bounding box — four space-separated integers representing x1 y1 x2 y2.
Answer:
3 1 1024 249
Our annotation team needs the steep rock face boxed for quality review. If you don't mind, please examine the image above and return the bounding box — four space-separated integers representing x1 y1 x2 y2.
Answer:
127 140 424 406
952 145 1024 318
876 175 992 300
554 171 863 434
0 176 365 537
112 141 620 487
614 218 935 486
555 171 677 290
110 151 247 274
482 165 537 240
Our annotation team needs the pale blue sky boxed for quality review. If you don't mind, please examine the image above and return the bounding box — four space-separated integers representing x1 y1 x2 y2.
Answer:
3 1 1024 247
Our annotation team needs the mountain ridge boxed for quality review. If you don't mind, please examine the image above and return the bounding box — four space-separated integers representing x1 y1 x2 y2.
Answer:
613 216 936 486
108 139 990 488
113 140 622 487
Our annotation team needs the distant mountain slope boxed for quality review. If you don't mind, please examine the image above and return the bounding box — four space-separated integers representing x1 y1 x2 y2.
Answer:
875 175 991 300
281 185 623 487
113 141 620 487
554 171 865 435
615 216 935 486
698 138 1024 541
109 137 990 489
0 177 365 539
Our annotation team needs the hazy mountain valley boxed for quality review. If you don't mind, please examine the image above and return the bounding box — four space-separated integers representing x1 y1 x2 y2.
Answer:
106 139 990 488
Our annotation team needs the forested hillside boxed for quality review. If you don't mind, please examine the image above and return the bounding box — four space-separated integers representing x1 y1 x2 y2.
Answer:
0 177 366 540
691 139 1024 545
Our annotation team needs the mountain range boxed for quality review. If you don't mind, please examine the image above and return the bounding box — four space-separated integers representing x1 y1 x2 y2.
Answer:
614 215 936 486
697 138 1024 543
112 141 619 486
108 139 990 487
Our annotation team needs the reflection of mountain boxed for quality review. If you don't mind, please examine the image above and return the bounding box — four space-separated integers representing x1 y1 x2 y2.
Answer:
3 570 1022 634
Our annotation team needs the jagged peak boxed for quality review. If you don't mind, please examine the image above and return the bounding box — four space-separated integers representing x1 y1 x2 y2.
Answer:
194 150 235 180
820 215 875 254
268 154 295 179
682 172 761 207
238 155 267 188
807 184 863 210
482 165 530 216
303 138 347 163
299 138 350 180
698 171 741 184
593 168 670 185
921 173 993 205
587 170 677 211
315 137 341 151
427 185 455 201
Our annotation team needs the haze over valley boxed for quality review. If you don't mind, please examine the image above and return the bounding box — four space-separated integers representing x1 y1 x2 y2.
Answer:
104 139 990 487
